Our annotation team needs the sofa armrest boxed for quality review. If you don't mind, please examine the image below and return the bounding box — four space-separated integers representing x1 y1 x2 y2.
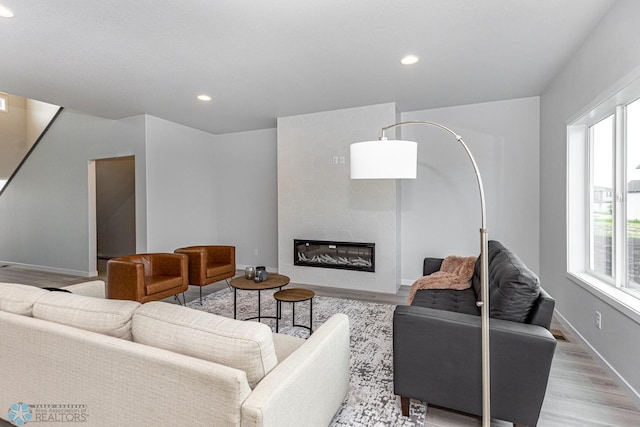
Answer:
527 287 556 329
107 260 145 300
423 257 444 276
393 305 556 426
175 248 207 285
241 314 350 427
62 280 106 298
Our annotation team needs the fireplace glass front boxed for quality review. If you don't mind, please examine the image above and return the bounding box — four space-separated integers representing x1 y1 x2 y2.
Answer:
294 239 375 272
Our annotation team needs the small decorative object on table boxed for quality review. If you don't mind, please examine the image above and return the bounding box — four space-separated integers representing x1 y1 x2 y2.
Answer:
245 266 255 280
254 266 268 283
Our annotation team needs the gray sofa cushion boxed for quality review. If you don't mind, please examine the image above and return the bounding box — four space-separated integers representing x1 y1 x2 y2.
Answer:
411 288 480 316
482 241 540 322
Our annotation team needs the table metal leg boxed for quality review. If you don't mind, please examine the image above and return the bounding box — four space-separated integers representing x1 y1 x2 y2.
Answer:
310 298 313 332
277 286 282 319
234 288 237 319
257 290 261 322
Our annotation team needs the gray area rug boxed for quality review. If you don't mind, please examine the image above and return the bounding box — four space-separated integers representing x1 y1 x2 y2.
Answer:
187 288 425 426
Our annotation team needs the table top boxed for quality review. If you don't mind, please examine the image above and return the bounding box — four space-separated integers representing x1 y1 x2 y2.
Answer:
230 273 290 291
274 288 315 302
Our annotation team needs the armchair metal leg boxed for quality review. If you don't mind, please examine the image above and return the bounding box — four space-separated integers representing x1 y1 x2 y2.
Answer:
199 286 203 305
225 278 232 291
400 396 410 417
174 293 185 306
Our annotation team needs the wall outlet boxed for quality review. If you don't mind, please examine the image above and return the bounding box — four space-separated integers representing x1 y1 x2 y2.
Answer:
332 156 339 165
254 249 259 256
595 311 602 330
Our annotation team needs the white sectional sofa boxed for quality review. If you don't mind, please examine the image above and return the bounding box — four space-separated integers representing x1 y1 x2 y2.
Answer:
0 281 350 426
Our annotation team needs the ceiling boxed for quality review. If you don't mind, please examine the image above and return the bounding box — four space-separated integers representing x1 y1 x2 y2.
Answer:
0 0 614 135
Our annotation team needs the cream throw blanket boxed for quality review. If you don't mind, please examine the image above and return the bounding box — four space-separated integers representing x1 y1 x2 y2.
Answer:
408 255 477 304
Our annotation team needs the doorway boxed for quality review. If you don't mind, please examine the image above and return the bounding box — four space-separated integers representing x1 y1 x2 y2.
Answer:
94 156 136 274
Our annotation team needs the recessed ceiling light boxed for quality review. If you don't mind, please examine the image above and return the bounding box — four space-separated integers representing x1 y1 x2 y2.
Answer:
400 55 419 66
197 94 212 102
0 4 14 18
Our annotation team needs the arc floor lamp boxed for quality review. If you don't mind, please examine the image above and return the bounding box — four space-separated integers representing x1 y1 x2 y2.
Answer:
350 120 491 426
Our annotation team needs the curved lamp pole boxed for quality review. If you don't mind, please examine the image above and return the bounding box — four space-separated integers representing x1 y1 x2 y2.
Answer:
350 120 490 426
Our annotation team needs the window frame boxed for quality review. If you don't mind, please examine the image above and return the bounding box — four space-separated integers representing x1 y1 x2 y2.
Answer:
567 74 640 321
587 114 616 285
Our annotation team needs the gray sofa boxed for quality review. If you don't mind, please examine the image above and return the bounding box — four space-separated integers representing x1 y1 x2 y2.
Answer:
393 240 556 427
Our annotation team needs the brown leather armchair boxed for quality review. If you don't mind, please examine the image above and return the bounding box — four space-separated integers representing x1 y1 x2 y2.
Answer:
106 253 189 304
174 245 236 303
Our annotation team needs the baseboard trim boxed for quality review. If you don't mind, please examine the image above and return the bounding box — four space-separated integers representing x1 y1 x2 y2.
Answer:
0 261 95 278
554 309 640 410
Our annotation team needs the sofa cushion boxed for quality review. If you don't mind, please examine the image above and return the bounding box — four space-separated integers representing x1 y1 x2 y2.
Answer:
132 302 277 388
0 283 49 316
470 240 541 323
32 291 141 340
411 287 480 316
207 263 233 278
488 245 540 323
145 275 183 294
472 240 510 296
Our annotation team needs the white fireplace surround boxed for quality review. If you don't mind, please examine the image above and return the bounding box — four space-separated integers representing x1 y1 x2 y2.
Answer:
277 103 401 294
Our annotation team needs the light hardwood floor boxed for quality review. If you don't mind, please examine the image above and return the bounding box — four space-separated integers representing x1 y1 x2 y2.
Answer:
1 265 639 426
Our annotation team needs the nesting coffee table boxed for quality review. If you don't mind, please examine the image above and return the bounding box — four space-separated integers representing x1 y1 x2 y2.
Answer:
273 288 315 335
229 273 290 322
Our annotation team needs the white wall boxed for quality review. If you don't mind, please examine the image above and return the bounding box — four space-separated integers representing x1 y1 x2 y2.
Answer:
215 128 278 270
0 110 147 276
400 97 540 283
540 0 640 401
277 103 401 293
144 115 218 252
0 110 277 275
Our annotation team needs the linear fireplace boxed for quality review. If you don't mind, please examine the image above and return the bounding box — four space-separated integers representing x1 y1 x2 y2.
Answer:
294 239 375 272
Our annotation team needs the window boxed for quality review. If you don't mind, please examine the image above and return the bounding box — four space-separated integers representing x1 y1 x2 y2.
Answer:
626 100 640 292
0 93 7 112
569 79 640 309
586 100 640 294
589 114 614 279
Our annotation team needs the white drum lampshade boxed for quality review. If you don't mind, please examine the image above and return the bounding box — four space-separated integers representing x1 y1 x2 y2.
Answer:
350 139 418 179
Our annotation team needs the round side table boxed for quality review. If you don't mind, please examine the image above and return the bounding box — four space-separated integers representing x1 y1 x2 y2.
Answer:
229 273 290 322
273 288 315 335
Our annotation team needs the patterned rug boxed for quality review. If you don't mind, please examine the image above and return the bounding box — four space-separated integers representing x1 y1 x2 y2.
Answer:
186 288 425 426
